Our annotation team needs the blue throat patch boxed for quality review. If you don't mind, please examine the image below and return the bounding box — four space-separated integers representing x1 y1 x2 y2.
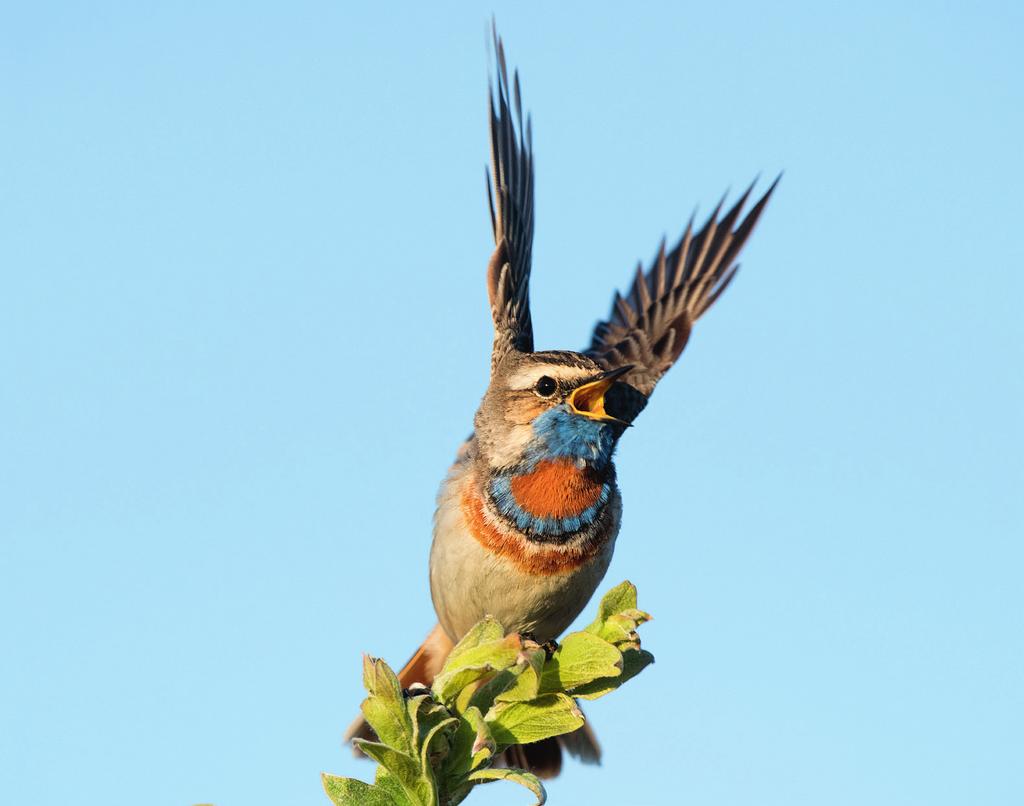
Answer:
488 405 617 538
527 406 617 468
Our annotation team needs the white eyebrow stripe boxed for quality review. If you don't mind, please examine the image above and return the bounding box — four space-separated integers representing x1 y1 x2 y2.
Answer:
507 365 593 390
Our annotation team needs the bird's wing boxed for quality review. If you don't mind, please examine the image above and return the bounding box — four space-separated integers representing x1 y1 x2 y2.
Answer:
485 28 535 372
586 177 778 398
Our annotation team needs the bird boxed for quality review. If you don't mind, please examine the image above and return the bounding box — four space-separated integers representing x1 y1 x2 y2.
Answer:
346 27 777 778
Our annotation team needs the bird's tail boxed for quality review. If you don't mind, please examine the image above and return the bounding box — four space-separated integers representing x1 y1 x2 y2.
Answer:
342 623 601 780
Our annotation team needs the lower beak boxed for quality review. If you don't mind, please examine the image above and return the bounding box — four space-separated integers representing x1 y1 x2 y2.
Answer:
567 365 634 425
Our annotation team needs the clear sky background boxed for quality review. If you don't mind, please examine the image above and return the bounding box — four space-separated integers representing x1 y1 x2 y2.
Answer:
2 3 1022 805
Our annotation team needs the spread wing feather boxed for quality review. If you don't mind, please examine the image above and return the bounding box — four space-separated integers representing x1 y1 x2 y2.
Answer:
485 26 535 371
587 176 778 397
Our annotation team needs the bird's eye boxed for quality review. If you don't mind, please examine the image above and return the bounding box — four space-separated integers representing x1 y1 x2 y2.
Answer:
534 376 557 398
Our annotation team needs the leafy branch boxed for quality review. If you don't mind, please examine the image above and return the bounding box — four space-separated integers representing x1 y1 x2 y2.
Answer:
323 581 654 806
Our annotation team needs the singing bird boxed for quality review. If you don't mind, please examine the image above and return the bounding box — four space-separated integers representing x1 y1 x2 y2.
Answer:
347 32 776 776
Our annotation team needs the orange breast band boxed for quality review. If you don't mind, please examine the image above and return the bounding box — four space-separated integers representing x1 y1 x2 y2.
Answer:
461 488 604 575
508 458 605 519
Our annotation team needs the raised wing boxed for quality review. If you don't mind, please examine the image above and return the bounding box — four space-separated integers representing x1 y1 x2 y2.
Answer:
485 28 535 372
587 177 778 397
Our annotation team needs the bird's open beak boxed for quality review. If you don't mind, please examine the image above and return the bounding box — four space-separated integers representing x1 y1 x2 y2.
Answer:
567 365 634 425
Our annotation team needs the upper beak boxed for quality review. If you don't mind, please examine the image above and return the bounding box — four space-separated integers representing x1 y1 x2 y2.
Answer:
567 365 635 425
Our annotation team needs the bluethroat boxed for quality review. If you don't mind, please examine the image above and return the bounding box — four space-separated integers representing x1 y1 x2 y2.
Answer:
347 29 777 778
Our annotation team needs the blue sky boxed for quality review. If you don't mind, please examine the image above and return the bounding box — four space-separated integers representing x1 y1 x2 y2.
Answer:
2 3 1021 805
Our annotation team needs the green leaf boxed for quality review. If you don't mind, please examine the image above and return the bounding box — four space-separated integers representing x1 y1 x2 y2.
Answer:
465 668 518 713
465 707 496 771
587 613 636 649
484 693 584 748
419 715 459 773
467 645 546 712
406 694 452 756
360 656 415 755
570 648 655 700
322 773 402 806
467 768 546 805
444 706 496 781
374 767 413 806
353 740 435 806
539 631 622 692
592 580 638 623
494 645 546 703
443 617 505 669
363 654 404 700
618 607 652 626
452 673 486 715
445 713 476 770
583 581 651 650
432 634 523 704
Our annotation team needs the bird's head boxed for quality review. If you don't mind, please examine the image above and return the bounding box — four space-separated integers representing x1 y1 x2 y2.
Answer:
474 351 643 471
